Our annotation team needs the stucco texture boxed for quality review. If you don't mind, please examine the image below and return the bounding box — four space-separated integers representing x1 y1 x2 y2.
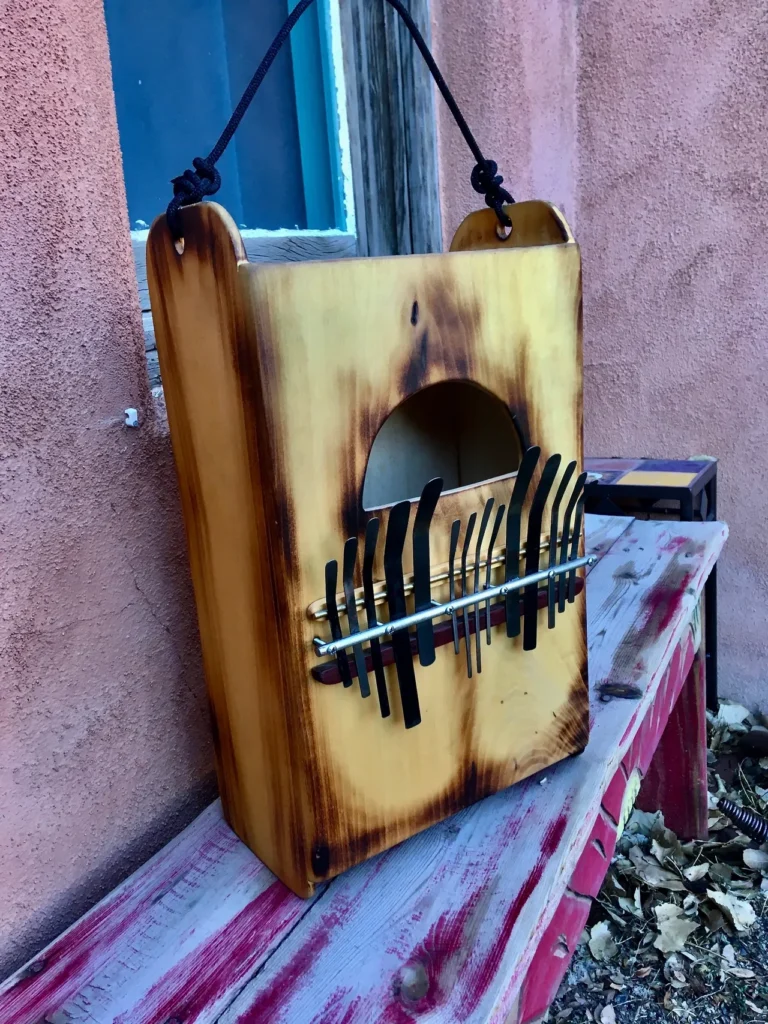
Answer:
435 0 767 709
2 0 767 983
0 0 214 976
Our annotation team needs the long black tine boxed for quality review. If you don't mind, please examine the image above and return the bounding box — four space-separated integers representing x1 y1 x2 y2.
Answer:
523 454 561 651
485 503 505 645
568 490 587 603
362 519 389 717
559 472 587 613
548 461 577 628
343 538 370 698
325 559 352 688
505 447 541 637
413 477 443 667
473 498 494 672
461 512 477 678
384 500 421 729
449 519 461 655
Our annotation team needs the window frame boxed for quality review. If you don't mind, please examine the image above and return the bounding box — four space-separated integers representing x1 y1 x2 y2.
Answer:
125 0 441 387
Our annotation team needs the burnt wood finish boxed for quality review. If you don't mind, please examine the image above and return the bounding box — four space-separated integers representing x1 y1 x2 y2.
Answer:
147 198 586 897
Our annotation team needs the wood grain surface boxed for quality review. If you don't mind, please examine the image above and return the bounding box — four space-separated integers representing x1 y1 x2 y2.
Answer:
147 199 585 895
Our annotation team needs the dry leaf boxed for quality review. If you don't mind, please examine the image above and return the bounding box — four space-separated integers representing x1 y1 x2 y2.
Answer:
653 903 698 953
683 862 709 882
709 862 733 885
589 920 618 962
722 943 736 966
714 702 751 727
728 966 756 979
744 848 768 871
706 889 757 931
650 827 686 867
600 1007 616 1024
626 809 663 836
628 847 686 891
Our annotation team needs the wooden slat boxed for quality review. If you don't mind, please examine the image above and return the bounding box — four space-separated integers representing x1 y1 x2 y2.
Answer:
340 0 441 256
0 806 320 1024
133 231 357 311
215 519 727 1023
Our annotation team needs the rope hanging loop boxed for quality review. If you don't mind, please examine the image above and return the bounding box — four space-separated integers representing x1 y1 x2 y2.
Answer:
166 0 514 242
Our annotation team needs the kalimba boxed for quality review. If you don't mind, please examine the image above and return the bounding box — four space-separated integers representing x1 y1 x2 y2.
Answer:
147 198 589 897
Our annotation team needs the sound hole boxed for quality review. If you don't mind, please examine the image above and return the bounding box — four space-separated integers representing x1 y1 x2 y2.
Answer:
362 381 524 510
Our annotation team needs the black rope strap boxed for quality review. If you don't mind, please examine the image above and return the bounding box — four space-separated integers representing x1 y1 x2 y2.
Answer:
166 0 514 241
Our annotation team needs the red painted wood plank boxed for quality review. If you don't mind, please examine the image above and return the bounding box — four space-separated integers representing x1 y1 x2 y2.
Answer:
568 808 618 899
601 765 627 825
0 805 317 1024
636 645 708 840
518 889 592 1023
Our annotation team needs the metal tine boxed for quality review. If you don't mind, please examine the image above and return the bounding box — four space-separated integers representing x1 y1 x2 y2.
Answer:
485 503 506 645
505 447 541 638
567 490 588 603
547 461 577 629
461 512 477 678
558 472 587 614
413 477 443 668
325 559 352 688
473 498 494 673
343 538 370 698
448 519 461 655
362 518 390 718
384 500 421 729
523 455 561 652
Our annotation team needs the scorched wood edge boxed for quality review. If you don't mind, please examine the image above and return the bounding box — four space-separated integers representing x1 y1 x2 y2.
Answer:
146 199 587 896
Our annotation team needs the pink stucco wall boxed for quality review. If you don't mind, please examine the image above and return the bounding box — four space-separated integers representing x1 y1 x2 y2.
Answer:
2 0 765 982
435 0 767 710
0 0 214 977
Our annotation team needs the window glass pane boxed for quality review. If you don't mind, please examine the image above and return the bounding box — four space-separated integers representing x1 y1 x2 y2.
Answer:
104 0 338 230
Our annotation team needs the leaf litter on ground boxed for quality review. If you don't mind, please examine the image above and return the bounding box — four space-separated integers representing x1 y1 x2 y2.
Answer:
549 700 768 1022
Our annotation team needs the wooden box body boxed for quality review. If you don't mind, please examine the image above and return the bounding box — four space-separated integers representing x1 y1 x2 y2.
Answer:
147 200 587 897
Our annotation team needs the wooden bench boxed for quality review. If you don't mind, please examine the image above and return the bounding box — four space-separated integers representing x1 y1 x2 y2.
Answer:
0 514 727 1024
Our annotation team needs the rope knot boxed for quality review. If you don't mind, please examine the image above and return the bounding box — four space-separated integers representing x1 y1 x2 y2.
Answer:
167 157 222 240
171 156 222 204
471 160 513 228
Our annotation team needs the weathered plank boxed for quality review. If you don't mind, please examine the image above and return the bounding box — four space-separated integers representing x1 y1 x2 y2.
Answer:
339 0 441 256
0 805 320 1024
216 519 727 1023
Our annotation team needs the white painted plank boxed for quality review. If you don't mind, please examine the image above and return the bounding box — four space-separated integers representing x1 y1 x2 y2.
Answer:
583 513 634 572
0 804 321 1024
218 519 727 1024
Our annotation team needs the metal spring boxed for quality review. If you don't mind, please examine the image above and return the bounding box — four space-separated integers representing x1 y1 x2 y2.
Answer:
718 797 768 843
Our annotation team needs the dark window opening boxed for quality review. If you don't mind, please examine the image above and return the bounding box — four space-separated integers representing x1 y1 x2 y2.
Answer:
362 381 524 509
